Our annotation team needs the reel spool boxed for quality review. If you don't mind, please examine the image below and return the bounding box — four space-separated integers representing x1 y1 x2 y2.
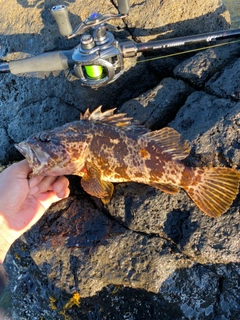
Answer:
51 3 128 87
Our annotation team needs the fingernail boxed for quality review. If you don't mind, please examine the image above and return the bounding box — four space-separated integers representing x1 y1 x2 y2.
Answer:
58 189 70 199
58 191 65 198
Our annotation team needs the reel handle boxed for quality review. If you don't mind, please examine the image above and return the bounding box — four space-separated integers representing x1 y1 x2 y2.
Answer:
51 5 73 37
51 1 130 39
117 0 130 15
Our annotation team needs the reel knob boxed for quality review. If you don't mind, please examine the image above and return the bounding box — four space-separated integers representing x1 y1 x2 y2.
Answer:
51 5 73 37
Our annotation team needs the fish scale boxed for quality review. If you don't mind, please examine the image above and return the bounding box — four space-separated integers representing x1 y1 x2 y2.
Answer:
15 106 240 217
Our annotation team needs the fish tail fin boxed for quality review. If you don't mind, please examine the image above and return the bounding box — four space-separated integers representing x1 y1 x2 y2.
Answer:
183 167 240 217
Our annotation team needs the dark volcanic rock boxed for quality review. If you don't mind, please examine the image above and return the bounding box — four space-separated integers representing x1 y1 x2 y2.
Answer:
205 56 240 100
174 43 240 86
0 0 240 319
119 77 194 129
169 92 240 167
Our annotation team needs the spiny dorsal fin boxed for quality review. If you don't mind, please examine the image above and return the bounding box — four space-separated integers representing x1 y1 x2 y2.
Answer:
80 106 148 134
80 106 131 125
144 127 190 160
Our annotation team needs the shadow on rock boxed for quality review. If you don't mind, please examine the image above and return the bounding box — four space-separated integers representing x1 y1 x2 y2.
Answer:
17 0 76 9
163 209 199 248
5 243 240 320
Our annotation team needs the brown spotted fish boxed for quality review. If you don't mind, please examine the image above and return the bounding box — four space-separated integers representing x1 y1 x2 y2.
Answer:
15 106 240 217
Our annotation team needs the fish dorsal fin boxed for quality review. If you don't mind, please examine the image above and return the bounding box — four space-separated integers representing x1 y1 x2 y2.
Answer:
80 106 148 134
144 127 191 160
80 106 131 126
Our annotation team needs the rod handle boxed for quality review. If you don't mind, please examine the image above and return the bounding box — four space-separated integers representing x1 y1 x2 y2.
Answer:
9 50 74 75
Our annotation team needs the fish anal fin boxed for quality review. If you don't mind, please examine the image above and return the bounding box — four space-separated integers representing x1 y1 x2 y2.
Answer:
183 167 240 217
144 127 190 160
80 162 114 204
148 182 179 194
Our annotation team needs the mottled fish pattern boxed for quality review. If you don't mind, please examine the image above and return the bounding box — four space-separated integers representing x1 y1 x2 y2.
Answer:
16 107 240 217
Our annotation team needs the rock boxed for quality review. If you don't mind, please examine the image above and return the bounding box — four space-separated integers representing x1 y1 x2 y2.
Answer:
0 128 11 163
122 0 230 42
174 43 240 86
1 0 240 319
169 91 240 167
160 263 240 320
119 77 193 128
205 56 240 100
107 180 240 264
7 97 80 143
28 196 193 297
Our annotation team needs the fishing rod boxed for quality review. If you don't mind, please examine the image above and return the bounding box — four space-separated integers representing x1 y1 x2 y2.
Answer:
0 0 240 88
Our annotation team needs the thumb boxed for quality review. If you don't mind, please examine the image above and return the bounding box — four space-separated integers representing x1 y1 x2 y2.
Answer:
9 160 32 179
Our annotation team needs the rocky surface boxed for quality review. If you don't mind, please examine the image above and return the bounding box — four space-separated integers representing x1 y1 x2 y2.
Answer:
0 0 240 319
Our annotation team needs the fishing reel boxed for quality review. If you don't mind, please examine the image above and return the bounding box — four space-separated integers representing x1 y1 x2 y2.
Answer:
51 1 129 87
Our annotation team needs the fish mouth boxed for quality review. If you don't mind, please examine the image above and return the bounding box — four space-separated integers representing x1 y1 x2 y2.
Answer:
15 142 51 176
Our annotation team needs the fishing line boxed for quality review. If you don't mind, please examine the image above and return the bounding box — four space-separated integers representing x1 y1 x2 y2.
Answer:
135 38 240 64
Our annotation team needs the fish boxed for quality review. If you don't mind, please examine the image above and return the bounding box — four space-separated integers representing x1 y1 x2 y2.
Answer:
15 106 240 217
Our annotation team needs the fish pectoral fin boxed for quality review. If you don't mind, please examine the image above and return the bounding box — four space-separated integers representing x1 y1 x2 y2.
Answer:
148 182 179 194
80 163 114 204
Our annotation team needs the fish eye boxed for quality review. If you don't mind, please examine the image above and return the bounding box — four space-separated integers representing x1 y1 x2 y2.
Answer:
39 132 51 143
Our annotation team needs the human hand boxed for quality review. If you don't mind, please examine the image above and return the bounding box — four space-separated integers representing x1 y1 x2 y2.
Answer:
0 160 70 263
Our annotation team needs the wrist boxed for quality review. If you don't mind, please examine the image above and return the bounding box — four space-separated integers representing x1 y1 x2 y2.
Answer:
0 233 12 263
0 227 14 264
0 213 17 263
0 241 11 264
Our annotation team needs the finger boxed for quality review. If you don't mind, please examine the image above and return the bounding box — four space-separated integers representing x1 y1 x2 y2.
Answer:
28 175 45 189
52 176 70 198
15 160 32 175
36 190 69 211
29 176 57 195
58 187 70 199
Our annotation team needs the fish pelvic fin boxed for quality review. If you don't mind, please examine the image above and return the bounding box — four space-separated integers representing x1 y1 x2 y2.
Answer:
80 162 114 204
183 167 240 217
